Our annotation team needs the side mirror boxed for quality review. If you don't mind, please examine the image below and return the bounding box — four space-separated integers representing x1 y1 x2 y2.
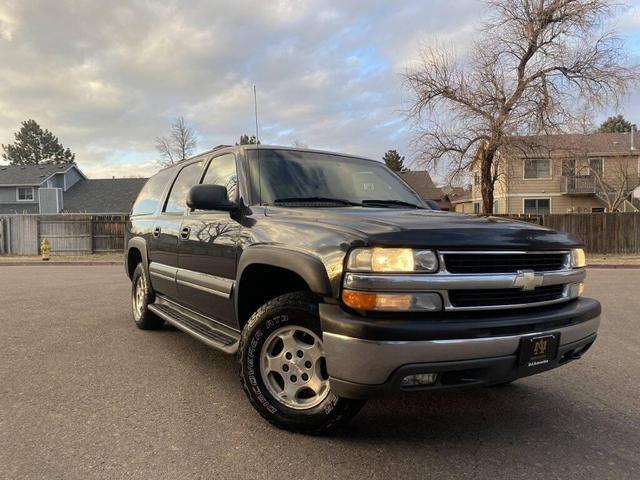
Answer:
186 184 235 211
425 199 441 210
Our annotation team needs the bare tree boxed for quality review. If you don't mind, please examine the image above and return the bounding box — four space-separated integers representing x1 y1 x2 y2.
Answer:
404 0 638 214
155 117 198 166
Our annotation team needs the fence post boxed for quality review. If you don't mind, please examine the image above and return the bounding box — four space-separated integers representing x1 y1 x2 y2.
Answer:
89 216 94 254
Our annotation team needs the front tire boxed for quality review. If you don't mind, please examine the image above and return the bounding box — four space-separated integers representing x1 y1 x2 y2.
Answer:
238 292 364 434
131 263 164 330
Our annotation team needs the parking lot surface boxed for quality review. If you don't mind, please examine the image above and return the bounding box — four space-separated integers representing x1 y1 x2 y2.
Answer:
1 266 638 479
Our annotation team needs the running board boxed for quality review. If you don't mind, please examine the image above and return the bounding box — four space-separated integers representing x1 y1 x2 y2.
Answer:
148 298 240 354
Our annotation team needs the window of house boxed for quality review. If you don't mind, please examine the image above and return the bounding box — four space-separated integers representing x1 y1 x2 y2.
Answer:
591 207 605 213
17 187 35 201
164 161 204 213
473 202 480 214
524 198 550 214
202 154 238 200
588 158 603 177
493 200 499 214
474 173 481 186
524 159 551 179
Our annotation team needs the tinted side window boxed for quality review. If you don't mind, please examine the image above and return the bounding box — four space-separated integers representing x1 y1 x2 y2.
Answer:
202 154 238 199
131 169 173 216
164 161 203 213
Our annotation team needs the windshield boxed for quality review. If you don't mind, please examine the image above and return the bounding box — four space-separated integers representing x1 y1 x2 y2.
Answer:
246 149 426 208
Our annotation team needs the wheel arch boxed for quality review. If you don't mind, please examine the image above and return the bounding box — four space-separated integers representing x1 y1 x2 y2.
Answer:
126 237 149 281
235 246 333 330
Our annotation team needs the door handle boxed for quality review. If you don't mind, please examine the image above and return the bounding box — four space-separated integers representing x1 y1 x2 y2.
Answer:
180 226 191 240
152 227 161 238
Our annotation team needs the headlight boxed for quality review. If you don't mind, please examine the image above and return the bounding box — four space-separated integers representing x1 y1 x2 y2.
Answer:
570 248 586 268
346 248 438 273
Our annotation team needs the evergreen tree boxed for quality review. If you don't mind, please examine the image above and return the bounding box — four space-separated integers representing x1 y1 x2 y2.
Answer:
237 134 259 145
2 120 75 165
382 149 408 172
598 115 633 133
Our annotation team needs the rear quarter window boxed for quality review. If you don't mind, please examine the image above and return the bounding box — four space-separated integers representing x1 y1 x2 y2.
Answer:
131 169 174 216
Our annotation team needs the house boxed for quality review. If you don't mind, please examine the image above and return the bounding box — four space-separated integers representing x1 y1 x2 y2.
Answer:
467 131 640 214
399 171 451 209
446 186 473 213
0 163 147 214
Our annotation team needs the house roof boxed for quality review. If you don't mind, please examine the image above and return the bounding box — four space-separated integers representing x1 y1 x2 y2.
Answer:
502 132 640 157
0 163 81 186
399 171 443 200
446 186 472 204
62 178 148 214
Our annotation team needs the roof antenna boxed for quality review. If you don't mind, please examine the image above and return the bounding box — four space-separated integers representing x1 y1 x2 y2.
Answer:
254 85 263 205
253 85 260 144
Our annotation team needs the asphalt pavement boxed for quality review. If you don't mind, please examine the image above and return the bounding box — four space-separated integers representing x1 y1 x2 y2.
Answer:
0 266 638 479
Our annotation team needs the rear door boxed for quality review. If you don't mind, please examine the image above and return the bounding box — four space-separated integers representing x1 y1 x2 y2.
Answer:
148 160 204 299
176 153 240 326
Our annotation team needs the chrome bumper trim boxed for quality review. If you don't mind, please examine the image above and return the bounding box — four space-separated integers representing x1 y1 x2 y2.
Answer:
323 316 600 385
344 268 586 292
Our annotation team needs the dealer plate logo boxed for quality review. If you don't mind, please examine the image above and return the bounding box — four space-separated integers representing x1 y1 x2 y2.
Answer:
533 338 548 356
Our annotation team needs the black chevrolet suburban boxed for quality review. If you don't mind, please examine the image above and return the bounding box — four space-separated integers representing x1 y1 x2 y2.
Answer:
125 145 601 433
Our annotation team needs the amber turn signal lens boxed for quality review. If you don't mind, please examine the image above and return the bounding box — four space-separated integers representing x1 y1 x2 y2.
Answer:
342 290 378 310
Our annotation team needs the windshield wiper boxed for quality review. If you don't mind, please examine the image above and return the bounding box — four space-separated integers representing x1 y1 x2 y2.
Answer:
362 199 425 209
273 196 363 207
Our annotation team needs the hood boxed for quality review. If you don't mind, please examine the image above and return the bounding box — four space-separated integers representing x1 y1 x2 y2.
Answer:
263 206 580 250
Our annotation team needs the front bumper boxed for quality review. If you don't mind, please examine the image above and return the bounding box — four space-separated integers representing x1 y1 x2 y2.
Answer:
320 298 601 399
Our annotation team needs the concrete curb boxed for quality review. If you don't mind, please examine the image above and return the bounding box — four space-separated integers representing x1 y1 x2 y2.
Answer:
587 264 640 269
0 261 123 267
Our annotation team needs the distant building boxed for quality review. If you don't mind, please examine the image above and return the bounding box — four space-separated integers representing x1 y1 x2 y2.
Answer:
445 186 473 213
467 131 640 214
399 171 452 210
0 163 147 214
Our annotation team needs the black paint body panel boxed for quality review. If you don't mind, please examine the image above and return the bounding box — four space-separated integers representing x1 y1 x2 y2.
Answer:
126 145 584 332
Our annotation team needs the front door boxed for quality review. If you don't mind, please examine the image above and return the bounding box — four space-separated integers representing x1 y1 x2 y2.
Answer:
149 160 204 299
177 153 240 327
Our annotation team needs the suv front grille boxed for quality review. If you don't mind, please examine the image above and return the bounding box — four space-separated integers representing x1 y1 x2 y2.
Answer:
448 285 566 308
443 253 567 274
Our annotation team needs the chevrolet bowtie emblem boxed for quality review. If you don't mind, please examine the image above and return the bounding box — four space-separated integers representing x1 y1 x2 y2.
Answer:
513 270 544 291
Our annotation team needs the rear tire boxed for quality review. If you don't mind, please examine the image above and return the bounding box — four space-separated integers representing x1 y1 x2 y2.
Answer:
238 292 365 434
131 263 164 330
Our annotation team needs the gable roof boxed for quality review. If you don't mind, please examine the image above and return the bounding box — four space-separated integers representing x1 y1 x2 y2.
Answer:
448 186 472 204
399 171 443 200
62 178 148 214
502 132 640 157
0 163 83 186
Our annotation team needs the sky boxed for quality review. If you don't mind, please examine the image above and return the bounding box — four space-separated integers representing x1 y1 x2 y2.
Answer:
0 0 639 179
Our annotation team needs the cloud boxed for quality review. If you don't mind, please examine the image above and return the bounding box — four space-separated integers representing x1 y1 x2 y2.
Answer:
0 0 638 179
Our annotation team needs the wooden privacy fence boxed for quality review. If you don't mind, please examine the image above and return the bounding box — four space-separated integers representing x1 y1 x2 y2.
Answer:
0 214 128 256
1 212 639 256
501 212 640 254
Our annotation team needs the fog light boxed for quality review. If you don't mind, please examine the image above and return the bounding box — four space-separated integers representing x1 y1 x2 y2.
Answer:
401 373 438 387
568 282 585 298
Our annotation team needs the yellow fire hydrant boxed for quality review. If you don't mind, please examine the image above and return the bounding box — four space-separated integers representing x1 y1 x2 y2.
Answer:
41 238 51 261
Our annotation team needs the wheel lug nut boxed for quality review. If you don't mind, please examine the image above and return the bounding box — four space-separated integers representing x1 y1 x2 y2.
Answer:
305 361 312 368
285 352 292 360
290 375 297 382
302 373 309 381
282 365 289 372
296 350 303 358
